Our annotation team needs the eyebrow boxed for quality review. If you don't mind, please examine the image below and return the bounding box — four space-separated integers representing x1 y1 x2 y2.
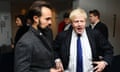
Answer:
46 17 51 20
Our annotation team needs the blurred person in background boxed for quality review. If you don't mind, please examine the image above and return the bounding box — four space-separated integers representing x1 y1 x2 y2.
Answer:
89 9 108 40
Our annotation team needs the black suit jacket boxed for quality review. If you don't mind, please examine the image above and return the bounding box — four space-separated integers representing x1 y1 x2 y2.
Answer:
89 21 108 39
14 26 29 46
54 27 113 70
14 26 54 72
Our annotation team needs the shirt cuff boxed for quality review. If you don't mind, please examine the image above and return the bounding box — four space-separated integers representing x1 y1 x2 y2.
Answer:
55 58 61 63
103 61 108 66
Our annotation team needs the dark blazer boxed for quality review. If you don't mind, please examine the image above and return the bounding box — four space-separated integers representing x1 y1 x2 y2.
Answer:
14 26 29 46
54 27 113 71
89 21 108 39
14 26 54 72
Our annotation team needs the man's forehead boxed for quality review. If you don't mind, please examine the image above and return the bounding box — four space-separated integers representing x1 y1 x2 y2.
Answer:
41 7 52 13
41 7 52 16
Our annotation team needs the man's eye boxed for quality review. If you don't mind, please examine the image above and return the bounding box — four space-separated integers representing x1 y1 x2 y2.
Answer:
46 17 51 20
74 21 79 23
80 20 84 22
73 20 84 23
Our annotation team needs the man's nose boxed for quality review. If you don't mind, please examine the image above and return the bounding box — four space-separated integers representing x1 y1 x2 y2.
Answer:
78 22 82 25
48 20 52 24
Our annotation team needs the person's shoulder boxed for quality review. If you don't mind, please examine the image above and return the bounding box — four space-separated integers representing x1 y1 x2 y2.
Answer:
98 21 107 27
86 27 94 33
56 28 72 40
59 28 72 35
15 31 34 51
18 30 34 44
86 27 101 36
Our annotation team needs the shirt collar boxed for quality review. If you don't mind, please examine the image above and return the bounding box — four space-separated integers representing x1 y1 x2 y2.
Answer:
72 29 86 37
90 20 100 29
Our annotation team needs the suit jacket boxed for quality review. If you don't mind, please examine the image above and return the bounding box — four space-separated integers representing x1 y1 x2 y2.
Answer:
14 26 54 72
54 27 113 71
89 21 108 39
14 26 29 46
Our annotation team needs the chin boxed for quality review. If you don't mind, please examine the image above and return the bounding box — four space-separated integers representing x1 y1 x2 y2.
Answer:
76 30 83 35
77 32 82 35
41 26 46 29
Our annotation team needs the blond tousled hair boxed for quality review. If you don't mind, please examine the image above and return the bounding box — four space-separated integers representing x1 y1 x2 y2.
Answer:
69 8 87 21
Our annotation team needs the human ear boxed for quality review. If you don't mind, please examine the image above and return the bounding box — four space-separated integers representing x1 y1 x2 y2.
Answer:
33 16 39 23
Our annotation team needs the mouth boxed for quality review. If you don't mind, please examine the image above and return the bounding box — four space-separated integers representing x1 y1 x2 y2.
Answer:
76 27 84 34
77 27 82 31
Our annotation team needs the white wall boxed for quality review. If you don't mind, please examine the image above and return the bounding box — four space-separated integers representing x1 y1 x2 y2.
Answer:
73 0 120 55
0 0 11 46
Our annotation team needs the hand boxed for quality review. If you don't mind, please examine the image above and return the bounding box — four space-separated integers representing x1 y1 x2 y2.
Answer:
50 68 62 72
93 61 107 72
55 59 64 72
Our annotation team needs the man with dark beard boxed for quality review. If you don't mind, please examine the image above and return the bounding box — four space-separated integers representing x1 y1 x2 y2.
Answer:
14 0 62 72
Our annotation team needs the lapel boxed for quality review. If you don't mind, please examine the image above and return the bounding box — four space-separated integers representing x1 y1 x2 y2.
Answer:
89 25 92 29
30 27 52 51
93 21 101 30
39 33 52 51
64 27 96 57
61 28 72 69
64 28 73 57
86 27 97 59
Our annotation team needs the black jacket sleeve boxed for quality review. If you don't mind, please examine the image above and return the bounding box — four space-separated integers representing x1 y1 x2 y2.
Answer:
94 30 113 65
14 40 32 72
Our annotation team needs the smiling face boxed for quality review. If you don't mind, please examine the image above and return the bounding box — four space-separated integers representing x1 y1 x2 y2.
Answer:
72 15 86 35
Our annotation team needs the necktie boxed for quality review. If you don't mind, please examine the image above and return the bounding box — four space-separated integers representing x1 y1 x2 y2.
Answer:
76 35 83 72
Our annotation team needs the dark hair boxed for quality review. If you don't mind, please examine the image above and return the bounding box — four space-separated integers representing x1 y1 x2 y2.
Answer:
63 11 71 18
89 9 100 19
15 15 27 26
26 0 53 24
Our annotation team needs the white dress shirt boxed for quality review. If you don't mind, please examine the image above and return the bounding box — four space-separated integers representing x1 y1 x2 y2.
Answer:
90 20 100 29
64 24 71 31
65 29 93 72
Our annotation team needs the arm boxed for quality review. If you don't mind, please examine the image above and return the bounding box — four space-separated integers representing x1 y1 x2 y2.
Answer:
14 40 32 72
97 23 108 40
96 31 113 65
53 32 65 71
53 32 64 59
93 30 113 72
